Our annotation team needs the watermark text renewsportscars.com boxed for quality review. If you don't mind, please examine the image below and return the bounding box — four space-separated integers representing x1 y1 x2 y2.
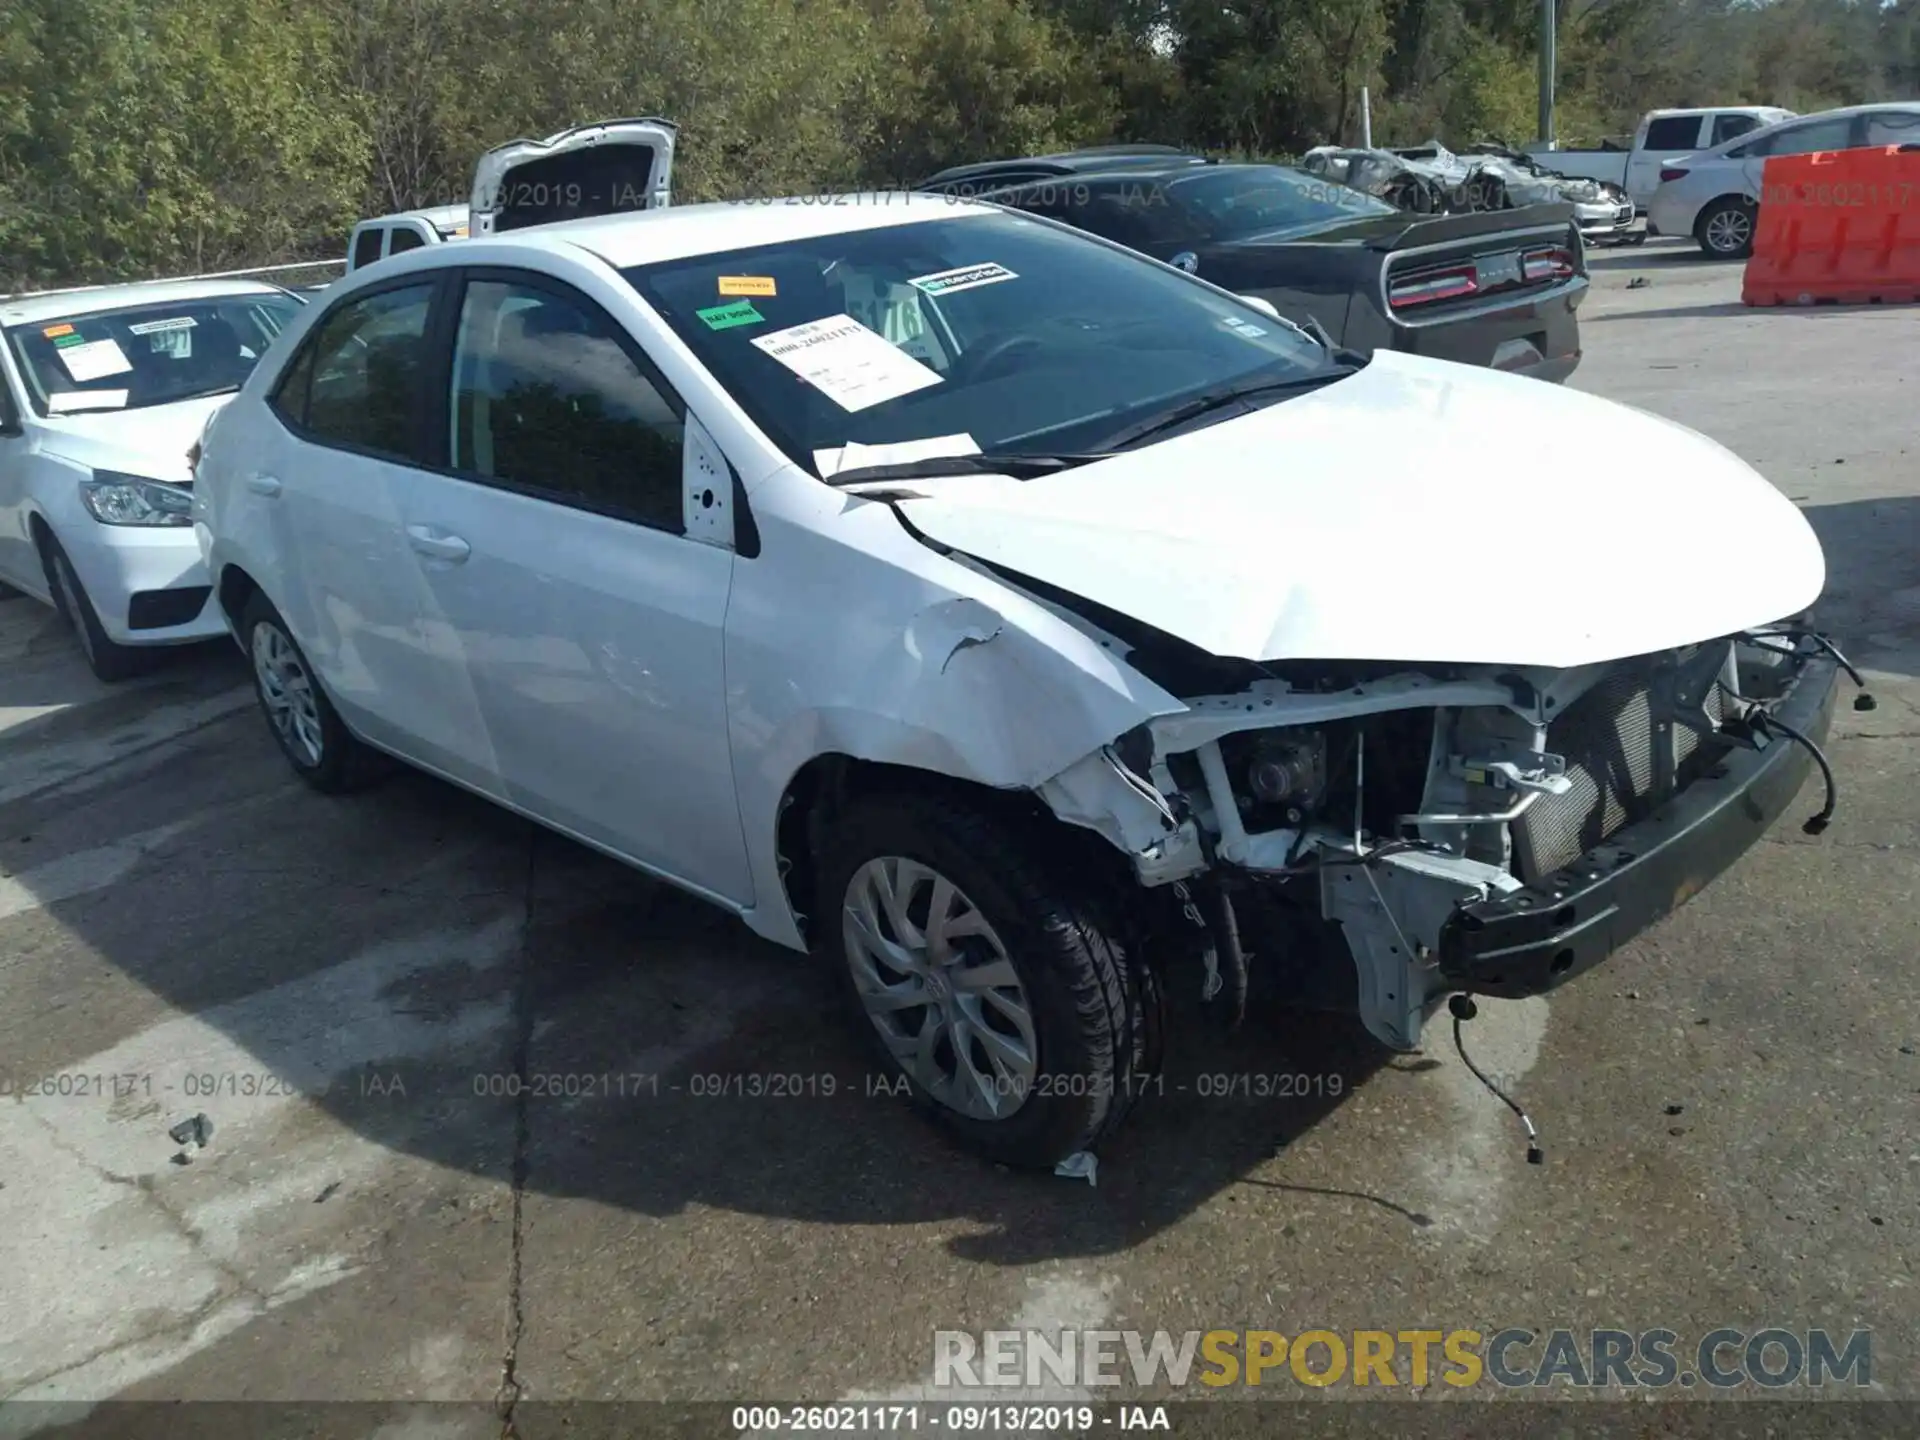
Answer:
933 1326 1873 1390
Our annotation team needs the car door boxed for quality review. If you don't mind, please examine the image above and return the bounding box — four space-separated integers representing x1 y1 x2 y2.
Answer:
394 267 750 902
255 274 499 791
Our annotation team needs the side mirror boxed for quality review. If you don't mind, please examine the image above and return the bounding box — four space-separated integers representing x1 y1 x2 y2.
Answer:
1236 295 1283 320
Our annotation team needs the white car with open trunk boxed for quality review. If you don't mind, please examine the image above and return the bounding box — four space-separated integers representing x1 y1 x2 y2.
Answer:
192 191 1864 1169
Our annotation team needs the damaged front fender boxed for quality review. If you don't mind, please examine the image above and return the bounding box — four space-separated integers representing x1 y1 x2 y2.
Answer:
725 494 1195 950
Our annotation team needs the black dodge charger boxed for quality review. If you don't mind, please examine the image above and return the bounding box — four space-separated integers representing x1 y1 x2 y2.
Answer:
916 149 1589 383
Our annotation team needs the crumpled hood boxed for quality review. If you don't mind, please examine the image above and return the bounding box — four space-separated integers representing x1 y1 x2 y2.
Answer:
34 393 230 483
892 351 1826 671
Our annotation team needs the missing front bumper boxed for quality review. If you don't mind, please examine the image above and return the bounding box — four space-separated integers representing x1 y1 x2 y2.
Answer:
1435 652 1840 998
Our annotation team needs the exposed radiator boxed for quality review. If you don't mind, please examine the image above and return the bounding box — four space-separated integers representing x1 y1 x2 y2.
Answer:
1511 666 1726 884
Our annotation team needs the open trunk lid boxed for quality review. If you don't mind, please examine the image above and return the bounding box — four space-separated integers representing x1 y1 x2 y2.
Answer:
469 117 678 236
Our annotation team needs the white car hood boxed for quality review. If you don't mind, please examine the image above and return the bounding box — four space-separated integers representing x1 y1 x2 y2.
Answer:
892 351 1825 670
35 393 231 483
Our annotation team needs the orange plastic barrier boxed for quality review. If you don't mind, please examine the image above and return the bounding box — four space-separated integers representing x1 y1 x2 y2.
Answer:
1743 146 1920 306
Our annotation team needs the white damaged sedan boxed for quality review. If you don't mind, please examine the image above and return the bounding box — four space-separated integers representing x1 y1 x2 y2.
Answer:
194 191 1863 1168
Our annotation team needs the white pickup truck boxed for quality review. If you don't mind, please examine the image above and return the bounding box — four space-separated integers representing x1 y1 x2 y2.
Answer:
344 117 679 272
1525 106 1795 211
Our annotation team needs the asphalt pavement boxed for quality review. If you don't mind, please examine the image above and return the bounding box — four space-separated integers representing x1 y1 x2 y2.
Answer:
0 237 1915 1438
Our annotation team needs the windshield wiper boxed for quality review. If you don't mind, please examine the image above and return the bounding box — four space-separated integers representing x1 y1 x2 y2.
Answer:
1097 366 1358 452
823 451 1117 486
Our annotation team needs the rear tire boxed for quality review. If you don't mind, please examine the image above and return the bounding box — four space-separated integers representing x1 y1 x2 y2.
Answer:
817 790 1163 1169
1696 198 1756 259
41 533 148 682
239 590 381 793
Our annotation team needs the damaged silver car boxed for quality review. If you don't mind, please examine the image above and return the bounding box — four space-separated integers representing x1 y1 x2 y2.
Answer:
1302 138 1642 246
197 191 1863 1173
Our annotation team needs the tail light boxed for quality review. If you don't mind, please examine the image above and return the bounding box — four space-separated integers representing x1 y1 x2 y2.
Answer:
1388 264 1478 309
1521 247 1576 282
1659 166 1689 183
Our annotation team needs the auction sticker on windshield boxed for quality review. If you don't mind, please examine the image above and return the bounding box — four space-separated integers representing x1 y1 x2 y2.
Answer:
909 263 1018 297
750 314 943 412
57 338 134 383
718 275 778 297
127 316 198 336
696 299 766 331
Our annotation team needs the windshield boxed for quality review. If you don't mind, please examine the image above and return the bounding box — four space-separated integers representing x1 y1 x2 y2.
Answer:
621 210 1333 473
1166 165 1399 239
4 291 303 417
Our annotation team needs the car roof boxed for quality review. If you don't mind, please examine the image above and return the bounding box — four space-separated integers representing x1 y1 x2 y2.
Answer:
381 191 1008 273
920 147 1208 187
1705 101 1920 152
356 203 469 231
971 159 1296 195
1645 105 1789 118
0 277 292 328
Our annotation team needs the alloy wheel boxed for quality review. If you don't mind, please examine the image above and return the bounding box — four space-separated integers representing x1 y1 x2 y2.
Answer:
1705 207 1752 255
252 622 324 767
842 856 1039 1121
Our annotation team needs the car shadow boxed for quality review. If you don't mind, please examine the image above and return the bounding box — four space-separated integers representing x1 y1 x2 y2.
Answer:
10 508 1906 1300
1584 243 1732 271
1 703 1411 1276
1587 297 1919 323
0 591 242 708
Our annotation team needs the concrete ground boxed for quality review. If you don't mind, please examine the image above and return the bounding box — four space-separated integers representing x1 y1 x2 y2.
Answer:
0 237 1915 1438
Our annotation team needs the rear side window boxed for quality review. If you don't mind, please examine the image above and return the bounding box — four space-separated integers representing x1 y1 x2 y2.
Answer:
1643 116 1703 150
1711 114 1760 146
279 283 436 461
351 228 385 270
1765 116 1859 157
1864 110 1920 146
447 277 684 529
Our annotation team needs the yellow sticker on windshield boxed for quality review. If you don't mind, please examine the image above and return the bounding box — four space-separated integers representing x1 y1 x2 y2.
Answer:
718 275 777 297
42 323 74 338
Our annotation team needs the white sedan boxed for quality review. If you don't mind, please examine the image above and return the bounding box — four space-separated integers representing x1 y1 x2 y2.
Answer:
195 192 1851 1168
0 278 305 678
1646 103 1920 258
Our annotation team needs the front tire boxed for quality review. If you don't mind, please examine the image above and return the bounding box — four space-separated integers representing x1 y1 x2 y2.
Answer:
240 591 378 792
818 791 1163 1169
41 534 148 682
1697 198 1756 259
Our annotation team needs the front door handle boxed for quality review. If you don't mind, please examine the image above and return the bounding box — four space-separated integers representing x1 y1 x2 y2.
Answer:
405 525 471 564
246 474 282 497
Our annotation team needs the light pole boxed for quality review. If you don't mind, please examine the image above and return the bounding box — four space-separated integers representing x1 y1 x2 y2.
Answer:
1538 0 1556 147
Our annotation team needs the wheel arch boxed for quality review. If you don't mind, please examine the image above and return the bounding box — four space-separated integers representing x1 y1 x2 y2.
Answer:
773 753 1147 953
215 560 262 631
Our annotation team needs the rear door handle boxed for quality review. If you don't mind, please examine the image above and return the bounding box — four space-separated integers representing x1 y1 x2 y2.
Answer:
246 474 282 497
405 525 471 564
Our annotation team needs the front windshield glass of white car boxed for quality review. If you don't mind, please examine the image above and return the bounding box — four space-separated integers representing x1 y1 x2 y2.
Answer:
621 210 1337 472
4 292 303 417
